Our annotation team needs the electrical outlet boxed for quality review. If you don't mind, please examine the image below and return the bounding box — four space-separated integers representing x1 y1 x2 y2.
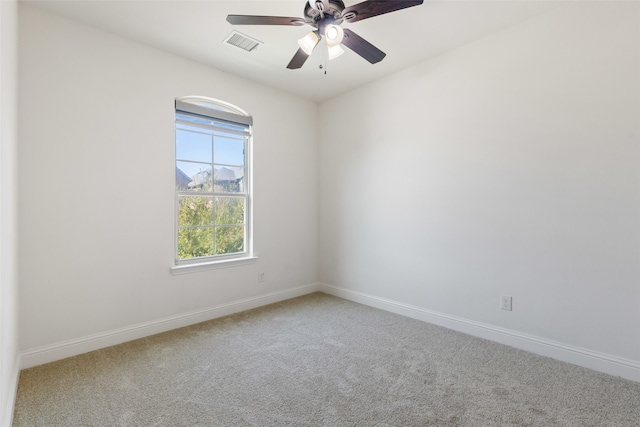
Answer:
500 295 512 311
258 272 265 283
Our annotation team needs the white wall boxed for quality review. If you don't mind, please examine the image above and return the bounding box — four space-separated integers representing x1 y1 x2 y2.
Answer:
319 1 640 377
0 0 20 423
16 0 640 386
18 5 318 362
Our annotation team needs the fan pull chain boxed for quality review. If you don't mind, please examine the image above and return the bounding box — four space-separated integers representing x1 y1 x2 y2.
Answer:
321 44 328 75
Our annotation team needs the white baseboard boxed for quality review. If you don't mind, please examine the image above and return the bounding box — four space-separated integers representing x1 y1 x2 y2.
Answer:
319 283 640 383
21 283 322 369
20 282 640 383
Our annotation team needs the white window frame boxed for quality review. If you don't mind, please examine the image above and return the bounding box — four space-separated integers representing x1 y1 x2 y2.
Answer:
171 97 256 274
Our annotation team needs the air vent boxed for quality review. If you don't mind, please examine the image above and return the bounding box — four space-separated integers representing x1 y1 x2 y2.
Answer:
223 31 262 52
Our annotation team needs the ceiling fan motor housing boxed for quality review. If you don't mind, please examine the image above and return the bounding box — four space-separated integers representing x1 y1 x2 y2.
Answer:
305 0 347 28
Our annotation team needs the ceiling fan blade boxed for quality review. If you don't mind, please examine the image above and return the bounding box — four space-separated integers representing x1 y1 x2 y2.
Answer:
287 48 311 69
227 15 307 26
342 0 424 23
287 32 320 69
341 28 386 64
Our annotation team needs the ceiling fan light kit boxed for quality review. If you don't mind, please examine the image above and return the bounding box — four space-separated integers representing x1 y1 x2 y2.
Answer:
298 31 320 55
327 44 345 60
226 0 424 69
325 24 344 46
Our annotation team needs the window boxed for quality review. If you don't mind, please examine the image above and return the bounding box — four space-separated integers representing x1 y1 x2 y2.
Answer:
174 97 252 267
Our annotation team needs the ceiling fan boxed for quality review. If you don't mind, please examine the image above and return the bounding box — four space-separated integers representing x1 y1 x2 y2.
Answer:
227 0 424 69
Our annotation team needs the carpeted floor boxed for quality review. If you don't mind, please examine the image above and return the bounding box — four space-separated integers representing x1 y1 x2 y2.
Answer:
13 292 640 426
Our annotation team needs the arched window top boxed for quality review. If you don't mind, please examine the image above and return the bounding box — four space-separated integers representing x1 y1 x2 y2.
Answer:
176 96 252 125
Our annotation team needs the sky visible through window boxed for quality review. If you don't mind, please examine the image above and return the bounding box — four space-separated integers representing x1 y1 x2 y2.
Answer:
176 115 245 182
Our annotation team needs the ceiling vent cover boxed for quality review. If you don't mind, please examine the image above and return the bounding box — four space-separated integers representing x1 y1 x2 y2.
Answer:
223 31 262 52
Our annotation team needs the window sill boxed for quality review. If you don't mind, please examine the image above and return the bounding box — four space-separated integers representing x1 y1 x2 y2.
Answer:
171 256 258 275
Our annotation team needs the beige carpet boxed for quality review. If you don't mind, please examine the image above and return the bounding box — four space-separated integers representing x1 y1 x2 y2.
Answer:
13 293 640 426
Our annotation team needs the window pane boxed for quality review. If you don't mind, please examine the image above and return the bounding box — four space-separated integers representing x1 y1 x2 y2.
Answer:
177 161 212 191
214 132 245 166
178 227 214 259
176 128 212 163
215 197 245 225
216 226 245 255
213 166 244 193
175 98 251 264
178 196 213 226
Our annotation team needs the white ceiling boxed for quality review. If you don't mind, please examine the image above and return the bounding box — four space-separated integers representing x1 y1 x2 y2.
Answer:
23 0 561 102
